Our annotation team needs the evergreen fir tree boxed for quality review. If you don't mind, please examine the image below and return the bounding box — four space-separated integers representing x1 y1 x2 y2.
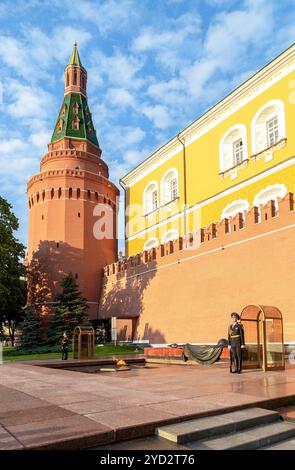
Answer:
19 306 42 349
49 273 88 344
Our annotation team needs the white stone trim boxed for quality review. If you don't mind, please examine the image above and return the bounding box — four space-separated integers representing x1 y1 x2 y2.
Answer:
219 124 248 173
221 199 250 220
161 229 179 244
126 156 295 241
143 180 159 215
143 238 159 251
160 168 179 206
251 100 286 155
253 183 287 207
122 45 295 187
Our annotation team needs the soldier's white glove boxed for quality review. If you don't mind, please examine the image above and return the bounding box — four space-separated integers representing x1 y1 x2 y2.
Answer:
241 345 245 349
228 345 231 350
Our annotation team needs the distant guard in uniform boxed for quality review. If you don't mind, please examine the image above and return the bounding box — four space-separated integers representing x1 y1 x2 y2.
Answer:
61 332 69 360
228 312 245 373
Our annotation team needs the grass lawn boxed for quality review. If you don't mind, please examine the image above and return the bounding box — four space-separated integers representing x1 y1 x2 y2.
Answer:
2 344 143 362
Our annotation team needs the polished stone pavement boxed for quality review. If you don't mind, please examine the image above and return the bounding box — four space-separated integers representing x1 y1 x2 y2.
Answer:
0 360 295 449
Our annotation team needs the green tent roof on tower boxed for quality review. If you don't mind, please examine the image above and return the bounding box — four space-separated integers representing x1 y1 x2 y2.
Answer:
68 41 84 68
51 43 99 148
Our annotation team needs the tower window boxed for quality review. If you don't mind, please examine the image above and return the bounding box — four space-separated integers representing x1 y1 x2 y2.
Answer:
73 69 77 85
56 242 59 248
95 192 98 202
58 188 62 199
42 214 44 220
58 118 64 132
73 102 79 114
72 116 80 130
87 190 91 200
78 212 81 218
69 187 72 198
36 192 40 203
66 73 69 87
75 273 78 279
51 188 54 199
42 190 45 201
77 188 80 199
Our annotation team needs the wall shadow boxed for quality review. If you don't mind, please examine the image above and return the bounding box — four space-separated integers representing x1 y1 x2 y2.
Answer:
27 240 84 333
99 256 166 342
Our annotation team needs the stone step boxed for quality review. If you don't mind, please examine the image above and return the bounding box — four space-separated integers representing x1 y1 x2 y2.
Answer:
260 436 295 450
189 421 295 450
156 408 279 444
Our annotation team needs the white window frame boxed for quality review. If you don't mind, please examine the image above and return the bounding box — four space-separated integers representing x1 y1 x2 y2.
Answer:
143 238 158 251
266 116 279 148
253 184 287 215
221 199 250 220
219 124 248 173
251 100 286 155
161 168 179 205
171 177 178 200
152 189 158 212
143 181 159 215
233 138 243 166
161 229 179 244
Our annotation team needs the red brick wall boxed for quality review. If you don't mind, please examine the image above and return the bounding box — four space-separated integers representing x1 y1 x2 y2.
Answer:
99 194 295 344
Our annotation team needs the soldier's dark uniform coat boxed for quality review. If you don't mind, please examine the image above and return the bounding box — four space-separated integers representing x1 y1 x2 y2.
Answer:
228 322 245 373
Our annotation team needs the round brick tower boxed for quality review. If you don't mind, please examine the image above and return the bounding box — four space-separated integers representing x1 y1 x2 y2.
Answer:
27 42 119 321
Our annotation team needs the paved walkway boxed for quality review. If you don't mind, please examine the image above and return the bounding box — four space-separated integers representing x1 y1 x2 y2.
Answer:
0 360 295 449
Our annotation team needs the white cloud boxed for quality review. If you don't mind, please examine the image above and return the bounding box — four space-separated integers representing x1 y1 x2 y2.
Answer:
65 0 138 35
132 12 202 71
6 80 55 120
104 126 146 152
106 88 136 109
142 104 174 129
89 50 144 90
0 27 91 82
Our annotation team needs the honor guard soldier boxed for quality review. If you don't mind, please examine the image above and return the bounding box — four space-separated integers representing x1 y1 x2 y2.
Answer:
228 312 245 373
61 332 69 360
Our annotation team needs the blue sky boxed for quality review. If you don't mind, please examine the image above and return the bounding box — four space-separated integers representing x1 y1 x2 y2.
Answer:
1 0 295 253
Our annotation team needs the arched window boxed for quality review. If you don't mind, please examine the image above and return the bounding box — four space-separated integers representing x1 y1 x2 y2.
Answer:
87 190 91 200
77 188 80 199
66 73 69 87
42 190 45 201
251 100 286 154
219 125 248 173
73 69 77 85
73 102 79 114
253 184 287 216
161 169 178 205
51 188 54 199
143 181 158 215
58 188 62 199
161 229 179 244
36 192 39 203
69 188 72 199
72 116 80 130
58 118 64 132
143 238 158 251
221 199 250 220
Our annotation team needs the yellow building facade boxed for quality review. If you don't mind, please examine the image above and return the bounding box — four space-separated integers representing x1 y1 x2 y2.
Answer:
121 44 295 257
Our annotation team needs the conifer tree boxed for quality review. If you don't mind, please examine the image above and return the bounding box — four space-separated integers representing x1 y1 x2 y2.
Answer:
49 273 88 344
19 306 42 349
